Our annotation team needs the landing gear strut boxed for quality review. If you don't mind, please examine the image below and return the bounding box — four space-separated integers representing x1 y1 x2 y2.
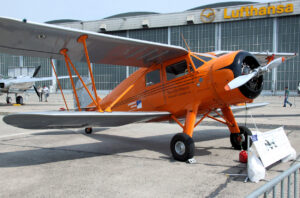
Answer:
85 127 92 134
230 126 252 150
170 133 195 161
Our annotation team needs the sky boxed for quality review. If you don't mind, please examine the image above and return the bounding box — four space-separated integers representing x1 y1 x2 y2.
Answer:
0 0 284 23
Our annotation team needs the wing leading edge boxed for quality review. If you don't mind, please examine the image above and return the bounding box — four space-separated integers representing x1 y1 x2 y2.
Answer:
0 17 187 67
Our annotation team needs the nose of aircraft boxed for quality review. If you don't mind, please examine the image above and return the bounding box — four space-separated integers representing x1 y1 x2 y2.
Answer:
225 51 263 99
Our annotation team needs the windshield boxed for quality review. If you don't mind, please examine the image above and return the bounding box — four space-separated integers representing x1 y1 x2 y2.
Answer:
190 55 204 69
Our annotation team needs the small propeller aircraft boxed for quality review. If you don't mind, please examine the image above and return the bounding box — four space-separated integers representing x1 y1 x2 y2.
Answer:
0 17 296 161
0 65 70 104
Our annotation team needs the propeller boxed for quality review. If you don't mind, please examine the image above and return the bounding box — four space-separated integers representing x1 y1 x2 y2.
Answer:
225 57 285 91
32 65 41 78
33 85 40 98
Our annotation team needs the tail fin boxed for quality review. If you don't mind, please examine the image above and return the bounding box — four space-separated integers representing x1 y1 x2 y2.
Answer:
32 65 41 77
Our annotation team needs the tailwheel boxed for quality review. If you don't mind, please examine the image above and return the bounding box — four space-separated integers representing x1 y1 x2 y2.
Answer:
230 126 252 150
170 133 195 162
85 127 92 134
6 96 12 104
16 96 23 105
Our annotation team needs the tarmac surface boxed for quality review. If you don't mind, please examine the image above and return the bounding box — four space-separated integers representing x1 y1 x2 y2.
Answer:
0 93 299 197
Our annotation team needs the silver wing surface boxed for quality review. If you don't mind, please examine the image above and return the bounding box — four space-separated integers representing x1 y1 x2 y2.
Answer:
0 17 187 67
0 76 70 85
213 51 297 65
3 111 170 129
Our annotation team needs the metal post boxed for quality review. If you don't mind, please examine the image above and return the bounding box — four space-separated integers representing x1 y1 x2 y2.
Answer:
51 59 57 92
126 30 130 78
168 27 171 45
19 56 23 67
288 175 291 198
281 180 284 198
294 169 298 198
273 185 277 198
272 17 278 95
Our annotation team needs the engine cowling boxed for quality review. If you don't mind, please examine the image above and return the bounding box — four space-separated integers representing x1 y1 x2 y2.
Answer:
224 51 263 99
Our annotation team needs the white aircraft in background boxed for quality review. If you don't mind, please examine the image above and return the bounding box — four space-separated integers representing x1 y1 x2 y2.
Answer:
0 65 69 104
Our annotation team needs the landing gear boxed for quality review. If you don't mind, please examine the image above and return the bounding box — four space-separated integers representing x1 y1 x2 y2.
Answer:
16 96 23 105
6 96 12 104
230 126 252 150
170 133 195 162
85 127 92 134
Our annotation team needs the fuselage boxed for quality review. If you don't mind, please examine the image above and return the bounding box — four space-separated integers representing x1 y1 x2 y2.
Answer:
99 51 262 119
0 77 35 94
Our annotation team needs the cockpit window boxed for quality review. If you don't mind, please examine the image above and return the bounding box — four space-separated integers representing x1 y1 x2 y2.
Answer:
191 55 204 69
194 54 212 62
166 60 188 80
145 69 160 86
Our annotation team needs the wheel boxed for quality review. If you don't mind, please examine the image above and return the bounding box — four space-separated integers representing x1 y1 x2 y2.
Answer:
6 96 12 104
170 133 195 162
230 126 252 150
16 96 23 105
85 127 92 134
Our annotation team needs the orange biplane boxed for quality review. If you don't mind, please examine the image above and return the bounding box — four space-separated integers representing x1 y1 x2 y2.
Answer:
0 17 296 161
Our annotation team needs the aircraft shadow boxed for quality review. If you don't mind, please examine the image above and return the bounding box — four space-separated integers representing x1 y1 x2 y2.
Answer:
0 128 230 167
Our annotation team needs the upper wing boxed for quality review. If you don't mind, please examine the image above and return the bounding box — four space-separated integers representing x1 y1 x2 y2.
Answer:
3 111 170 129
0 17 187 67
213 51 297 65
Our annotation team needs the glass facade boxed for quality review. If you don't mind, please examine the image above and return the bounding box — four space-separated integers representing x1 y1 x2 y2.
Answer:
129 28 168 44
221 18 274 90
23 56 53 88
0 54 19 77
0 15 299 93
171 23 215 52
278 15 300 91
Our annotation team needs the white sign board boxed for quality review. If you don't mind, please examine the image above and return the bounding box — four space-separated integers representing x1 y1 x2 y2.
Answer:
252 127 292 168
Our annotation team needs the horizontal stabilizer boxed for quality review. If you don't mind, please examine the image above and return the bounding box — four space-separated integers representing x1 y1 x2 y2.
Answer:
3 111 170 129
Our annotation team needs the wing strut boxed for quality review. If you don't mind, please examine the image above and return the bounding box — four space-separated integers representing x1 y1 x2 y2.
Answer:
77 35 101 104
60 48 82 111
60 48 103 112
50 59 69 111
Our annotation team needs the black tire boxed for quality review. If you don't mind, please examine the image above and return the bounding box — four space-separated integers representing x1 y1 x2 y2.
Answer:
230 126 252 150
6 97 12 104
85 127 92 134
170 133 195 162
16 96 23 105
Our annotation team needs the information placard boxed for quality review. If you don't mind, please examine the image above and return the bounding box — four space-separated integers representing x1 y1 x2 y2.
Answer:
252 127 292 167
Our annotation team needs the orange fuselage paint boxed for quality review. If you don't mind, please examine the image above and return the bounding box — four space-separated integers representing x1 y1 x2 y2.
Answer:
98 51 252 120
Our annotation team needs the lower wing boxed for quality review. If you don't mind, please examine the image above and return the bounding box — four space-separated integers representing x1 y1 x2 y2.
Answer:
3 111 170 129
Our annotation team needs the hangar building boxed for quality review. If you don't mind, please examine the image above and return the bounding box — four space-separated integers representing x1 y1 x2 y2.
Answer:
0 0 299 94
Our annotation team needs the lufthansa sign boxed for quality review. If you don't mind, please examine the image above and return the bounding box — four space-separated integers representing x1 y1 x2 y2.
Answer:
200 8 216 23
224 3 294 19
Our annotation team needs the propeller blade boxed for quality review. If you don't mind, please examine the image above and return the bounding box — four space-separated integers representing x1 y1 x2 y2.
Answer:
33 85 40 98
262 57 285 71
32 65 41 77
225 57 285 91
225 71 257 91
